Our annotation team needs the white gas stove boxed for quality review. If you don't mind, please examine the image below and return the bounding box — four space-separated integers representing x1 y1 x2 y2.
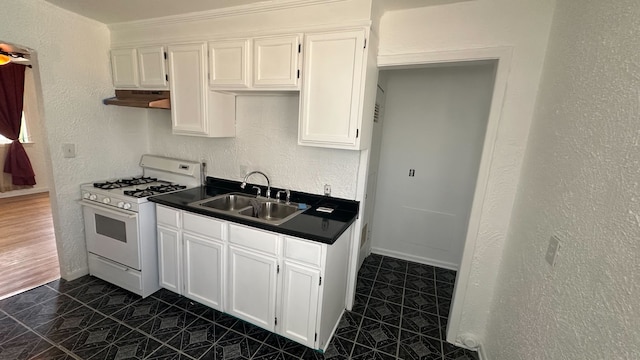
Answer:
79 155 201 297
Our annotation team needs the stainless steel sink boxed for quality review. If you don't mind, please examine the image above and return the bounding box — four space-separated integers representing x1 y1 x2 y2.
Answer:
189 192 303 225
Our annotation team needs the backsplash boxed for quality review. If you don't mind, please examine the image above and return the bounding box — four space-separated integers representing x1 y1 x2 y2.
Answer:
147 94 361 199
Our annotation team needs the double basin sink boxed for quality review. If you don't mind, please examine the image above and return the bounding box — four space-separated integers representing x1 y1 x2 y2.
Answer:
189 192 304 226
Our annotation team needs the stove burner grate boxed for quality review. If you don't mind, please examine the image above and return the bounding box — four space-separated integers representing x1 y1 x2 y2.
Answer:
120 176 158 186
123 189 156 198
149 184 187 193
123 184 187 198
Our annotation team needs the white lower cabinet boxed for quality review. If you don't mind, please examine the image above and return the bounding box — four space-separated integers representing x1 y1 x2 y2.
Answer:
156 204 353 350
227 245 278 331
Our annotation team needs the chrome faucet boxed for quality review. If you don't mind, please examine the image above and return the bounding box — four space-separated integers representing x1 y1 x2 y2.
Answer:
241 171 271 198
275 189 291 204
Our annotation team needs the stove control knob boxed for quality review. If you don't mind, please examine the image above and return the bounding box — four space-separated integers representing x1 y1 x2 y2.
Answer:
117 202 125 208
89 194 97 201
123 203 132 210
83 193 90 199
102 198 111 204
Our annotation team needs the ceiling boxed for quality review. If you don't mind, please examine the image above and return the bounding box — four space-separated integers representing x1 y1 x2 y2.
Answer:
43 0 465 25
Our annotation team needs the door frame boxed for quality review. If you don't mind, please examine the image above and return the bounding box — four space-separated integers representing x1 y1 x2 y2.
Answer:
376 46 512 347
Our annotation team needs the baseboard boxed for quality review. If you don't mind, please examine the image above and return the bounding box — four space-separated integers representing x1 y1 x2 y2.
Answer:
477 344 488 360
62 266 89 281
0 187 49 198
370 247 458 270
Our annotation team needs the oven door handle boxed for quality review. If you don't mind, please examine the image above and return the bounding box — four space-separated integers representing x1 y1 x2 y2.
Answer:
77 200 138 219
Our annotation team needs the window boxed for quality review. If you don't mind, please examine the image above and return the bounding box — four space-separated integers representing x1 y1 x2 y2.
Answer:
0 111 29 144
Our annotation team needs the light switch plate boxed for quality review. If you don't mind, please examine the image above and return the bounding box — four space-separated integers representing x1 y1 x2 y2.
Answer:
545 235 561 267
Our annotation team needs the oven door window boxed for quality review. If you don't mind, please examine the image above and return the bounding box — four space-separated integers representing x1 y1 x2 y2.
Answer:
95 214 127 243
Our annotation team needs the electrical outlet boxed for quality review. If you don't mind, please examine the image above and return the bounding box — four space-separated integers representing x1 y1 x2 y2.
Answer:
324 184 331 196
545 235 561 267
62 143 76 158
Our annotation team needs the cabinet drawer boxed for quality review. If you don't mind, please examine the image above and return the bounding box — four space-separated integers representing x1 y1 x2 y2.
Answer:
229 224 279 255
88 253 143 295
183 212 225 240
284 237 323 268
157 205 180 227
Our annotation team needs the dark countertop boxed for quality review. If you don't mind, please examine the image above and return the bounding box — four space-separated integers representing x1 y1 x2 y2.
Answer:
148 177 359 245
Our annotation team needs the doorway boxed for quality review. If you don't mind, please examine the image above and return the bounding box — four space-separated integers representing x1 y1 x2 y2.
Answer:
369 61 496 270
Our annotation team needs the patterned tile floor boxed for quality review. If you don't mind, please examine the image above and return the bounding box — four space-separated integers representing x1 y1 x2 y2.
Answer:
0 254 478 359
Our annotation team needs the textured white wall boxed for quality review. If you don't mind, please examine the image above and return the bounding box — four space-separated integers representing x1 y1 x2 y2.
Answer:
378 0 555 343
147 95 361 198
484 0 640 358
1 0 149 278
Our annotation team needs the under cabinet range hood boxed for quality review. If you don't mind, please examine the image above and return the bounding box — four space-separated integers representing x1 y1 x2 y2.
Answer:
103 90 171 109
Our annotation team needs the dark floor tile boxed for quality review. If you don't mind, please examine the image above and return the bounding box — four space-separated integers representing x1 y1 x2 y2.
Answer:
207 309 239 329
13 294 83 329
406 263 435 279
263 332 308 358
370 281 404 305
29 346 76 360
352 294 368 316
440 317 449 339
355 278 374 297
0 314 29 344
0 330 53 360
362 254 383 268
439 297 452 318
375 270 406 288
66 280 118 304
252 344 291 360
435 268 457 285
166 317 228 359
145 345 192 360
443 342 479 360
401 309 441 340
355 317 399 357
403 290 438 315
173 297 214 318
322 336 354 359
0 285 60 315
379 257 408 273
405 275 436 295
334 311 362 342
351 344 396 360
398 330 442 360
45 276 97 294
436 282 454 300
112 297 172 329
300 347 325 360
34 305 106 344
230 319 271 342
150 289 183 305
90 331 162 360
87 288 141 315
204 329 262 360
357 265 379 281
364 298 402 327
139 305 199 342
59 318 130 359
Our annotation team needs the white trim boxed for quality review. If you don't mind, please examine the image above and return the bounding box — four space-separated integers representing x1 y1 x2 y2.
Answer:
0 187 48 198
108 0 347 30
62 266 89 281
478 344 488 360
371 247 458 271
377 46 513 348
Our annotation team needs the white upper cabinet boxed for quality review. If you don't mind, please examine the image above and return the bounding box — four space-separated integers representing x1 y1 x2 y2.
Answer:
168 42 236 137
298 29 369 150
209 34 301 91
110 48 139 88
137 46 168 89
253 35 300 89
209 39 250 88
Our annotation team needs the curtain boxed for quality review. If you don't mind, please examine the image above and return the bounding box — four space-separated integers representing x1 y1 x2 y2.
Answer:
0 62 35 186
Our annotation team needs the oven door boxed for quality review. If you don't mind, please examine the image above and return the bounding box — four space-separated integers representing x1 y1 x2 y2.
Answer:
80 200 141 270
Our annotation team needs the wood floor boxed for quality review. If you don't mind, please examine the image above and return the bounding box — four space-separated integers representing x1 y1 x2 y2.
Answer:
0 192 60 300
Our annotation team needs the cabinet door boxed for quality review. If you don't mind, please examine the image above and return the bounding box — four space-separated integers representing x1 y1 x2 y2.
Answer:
110 48 139 88
183 233 224 311
253 35 300 89
157 225 181 293
209 40 250 88
279 261 320 347
167 43 209 136
227 245 277 331
298 30 366 149
138 46 168 89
